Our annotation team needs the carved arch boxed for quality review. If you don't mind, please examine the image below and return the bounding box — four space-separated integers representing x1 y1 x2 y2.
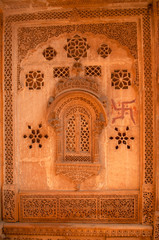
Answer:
48 83 107 189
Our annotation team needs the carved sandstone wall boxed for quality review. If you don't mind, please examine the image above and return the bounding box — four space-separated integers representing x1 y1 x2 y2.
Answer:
0 2 156 239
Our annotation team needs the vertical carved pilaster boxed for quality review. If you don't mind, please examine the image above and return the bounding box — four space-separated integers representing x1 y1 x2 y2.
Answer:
142 10 155 225
3 15 17 222
153 212 159 239
3 186 17 222
0 10 2 222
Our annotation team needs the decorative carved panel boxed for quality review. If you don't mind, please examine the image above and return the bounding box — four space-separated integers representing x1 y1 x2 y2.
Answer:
19 192 139 223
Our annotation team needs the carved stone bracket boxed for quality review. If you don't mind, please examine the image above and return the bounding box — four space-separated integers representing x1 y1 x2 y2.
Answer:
55 163 101 190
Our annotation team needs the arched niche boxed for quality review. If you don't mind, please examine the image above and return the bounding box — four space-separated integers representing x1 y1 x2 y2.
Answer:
47 78 107 190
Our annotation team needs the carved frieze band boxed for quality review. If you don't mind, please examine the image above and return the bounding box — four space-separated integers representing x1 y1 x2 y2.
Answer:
19 193 139 223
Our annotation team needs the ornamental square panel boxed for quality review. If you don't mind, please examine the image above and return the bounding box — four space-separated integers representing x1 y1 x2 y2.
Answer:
20 195 57 221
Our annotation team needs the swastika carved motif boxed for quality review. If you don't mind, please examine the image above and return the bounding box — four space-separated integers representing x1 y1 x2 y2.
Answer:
111 99 136 124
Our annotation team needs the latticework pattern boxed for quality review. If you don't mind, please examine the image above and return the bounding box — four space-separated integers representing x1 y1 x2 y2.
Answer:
66 116 76 152
80 115 90 152
85 65 101 77
53 67 70 78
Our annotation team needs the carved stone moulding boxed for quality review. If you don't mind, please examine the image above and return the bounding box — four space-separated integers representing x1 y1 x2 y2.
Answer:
3 222 152 238
55 77 99 97
0 0 150 11
19 192 139 223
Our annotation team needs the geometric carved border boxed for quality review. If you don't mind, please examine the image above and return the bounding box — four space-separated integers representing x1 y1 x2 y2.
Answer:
19 192 139 223
3 7 154 225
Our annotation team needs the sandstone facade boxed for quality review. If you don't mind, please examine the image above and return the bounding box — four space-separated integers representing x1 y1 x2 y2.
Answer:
0 0 158 239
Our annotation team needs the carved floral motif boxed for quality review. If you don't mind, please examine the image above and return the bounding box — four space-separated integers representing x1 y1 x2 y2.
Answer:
43 46 57 60
109 126 135 149
97 44 112 58
64 35 90 61
23 124 48 149
25 71 44 90
111 70 131 89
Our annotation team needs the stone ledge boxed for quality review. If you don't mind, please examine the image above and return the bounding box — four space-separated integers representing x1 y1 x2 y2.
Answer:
3 223 152 237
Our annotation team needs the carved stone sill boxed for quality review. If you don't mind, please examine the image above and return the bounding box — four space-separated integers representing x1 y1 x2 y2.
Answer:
55 163 101 190
3 222 153 237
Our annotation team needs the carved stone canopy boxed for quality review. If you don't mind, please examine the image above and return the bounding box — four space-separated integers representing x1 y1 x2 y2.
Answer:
48 77 107 189
55 76 99 97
